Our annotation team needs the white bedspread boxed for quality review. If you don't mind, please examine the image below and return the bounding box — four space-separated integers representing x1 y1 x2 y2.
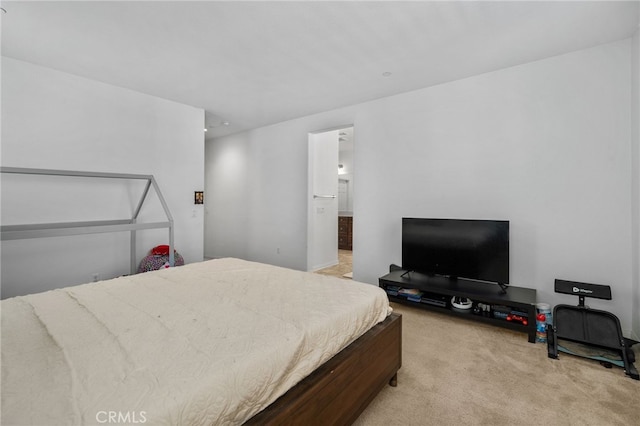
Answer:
1 258 390 425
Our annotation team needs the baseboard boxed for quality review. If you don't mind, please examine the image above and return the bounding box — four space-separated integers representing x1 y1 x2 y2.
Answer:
309 259 339 272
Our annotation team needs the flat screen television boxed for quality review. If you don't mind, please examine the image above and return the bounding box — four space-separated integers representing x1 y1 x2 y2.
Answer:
402 218 509 286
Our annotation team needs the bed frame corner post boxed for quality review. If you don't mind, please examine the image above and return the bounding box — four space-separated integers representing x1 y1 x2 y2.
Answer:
169 222 175 267
130 224 137 275
149 175 175 268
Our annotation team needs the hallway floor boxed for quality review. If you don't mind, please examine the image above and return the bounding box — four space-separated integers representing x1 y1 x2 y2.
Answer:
315 249 353 279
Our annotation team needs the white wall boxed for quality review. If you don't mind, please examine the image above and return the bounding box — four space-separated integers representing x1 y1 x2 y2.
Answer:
1 58 205 298
356 39 632 319
205 39 636 335
632 28 640 341
204 114 355 269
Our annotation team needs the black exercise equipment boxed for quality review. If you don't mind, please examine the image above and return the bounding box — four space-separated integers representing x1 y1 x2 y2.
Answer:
547 279 639 380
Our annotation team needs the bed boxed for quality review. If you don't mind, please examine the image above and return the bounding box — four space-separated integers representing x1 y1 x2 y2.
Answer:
1 257 402 425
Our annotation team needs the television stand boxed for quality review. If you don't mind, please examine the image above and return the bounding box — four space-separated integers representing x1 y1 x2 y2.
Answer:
379 269 537 343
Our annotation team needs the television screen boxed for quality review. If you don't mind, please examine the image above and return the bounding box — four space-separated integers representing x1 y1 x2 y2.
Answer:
402 218 509 284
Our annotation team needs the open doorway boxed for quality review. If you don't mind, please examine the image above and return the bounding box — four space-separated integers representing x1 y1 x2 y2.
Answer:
313 126 354 279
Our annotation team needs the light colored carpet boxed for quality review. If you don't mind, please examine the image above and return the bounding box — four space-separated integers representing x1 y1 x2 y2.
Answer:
354 303 640 426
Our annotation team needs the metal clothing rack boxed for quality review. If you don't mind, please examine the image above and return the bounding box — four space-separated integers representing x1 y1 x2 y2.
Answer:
0 167 174 274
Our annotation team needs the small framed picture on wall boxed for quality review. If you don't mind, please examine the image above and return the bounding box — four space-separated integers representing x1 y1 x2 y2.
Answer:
194 191 204 205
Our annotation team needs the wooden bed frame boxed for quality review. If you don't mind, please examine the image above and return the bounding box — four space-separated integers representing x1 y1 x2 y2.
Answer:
246 312 402 425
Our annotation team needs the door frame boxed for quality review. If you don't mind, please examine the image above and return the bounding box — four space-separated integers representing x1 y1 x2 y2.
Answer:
307 124 354 271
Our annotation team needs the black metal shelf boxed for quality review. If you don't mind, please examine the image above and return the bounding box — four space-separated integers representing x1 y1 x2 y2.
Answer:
379 270 537 343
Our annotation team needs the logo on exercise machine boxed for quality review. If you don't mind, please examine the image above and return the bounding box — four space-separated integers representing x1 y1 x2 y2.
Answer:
572 286 593 294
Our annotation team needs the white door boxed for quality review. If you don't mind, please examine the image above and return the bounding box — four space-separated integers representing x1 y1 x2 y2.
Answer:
307 129 339 271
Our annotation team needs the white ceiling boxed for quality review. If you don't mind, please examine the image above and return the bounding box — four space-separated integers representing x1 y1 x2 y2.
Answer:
1 1 638 139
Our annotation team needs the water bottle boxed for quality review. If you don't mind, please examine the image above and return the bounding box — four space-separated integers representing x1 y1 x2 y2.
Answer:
536 312 547 343
537 302 552 326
